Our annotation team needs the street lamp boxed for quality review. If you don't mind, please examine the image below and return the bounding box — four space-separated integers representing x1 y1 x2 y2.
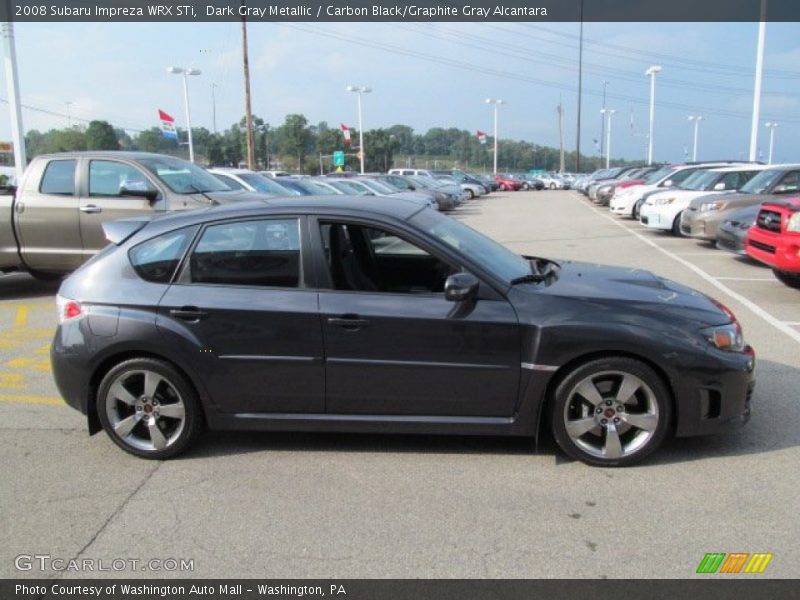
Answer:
346 85 371 174
600 108 616 168
645 65 662 165
764 122 778 164
688 115 704 162
167 66 202 163
485 98 505 174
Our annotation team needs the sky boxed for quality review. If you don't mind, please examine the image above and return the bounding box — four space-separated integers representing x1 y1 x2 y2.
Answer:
2 20 799 165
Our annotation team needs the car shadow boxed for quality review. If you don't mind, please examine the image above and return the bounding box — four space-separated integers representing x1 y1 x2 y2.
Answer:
0 273 60 300
182 358 796 467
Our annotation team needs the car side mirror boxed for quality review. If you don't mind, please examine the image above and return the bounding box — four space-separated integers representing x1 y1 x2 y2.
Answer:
445 272 479 302
663 179 673 187
773 184 797 194
0 184 16 196
713 182 726 191
120 187 159 202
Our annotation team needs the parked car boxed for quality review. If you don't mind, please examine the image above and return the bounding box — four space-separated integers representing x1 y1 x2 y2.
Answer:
495 173 522 191
208 168 299 196
681 164 800 241
587 166 643 202
260 170 292 178
431 170 487 198
52 196 754 466
715 205 760 255
387 168 436 179
0 152 266 280
353 177 438 210
745 197 800 288
594 166 659 206
518 174 545 190
610 162 752 219
537 173 565 190
407 175 464 208
641 166 766 236
471 173 501 192
381 174 457 210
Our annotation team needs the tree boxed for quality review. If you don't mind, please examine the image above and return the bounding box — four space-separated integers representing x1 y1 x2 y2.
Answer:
41 128 87 153
84 120 119 150
278 114 312 173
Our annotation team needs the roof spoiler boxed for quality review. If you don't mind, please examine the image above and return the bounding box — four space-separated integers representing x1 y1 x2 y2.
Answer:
103 216 152 245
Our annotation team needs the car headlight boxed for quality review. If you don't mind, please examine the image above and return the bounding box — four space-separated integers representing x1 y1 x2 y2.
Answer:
655 197 675 205
701 322 745 352
700 200 727 212
787 212 800 232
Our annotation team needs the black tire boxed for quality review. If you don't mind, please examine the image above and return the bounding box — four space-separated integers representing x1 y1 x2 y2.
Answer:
632 201 641 220
772 269 800 289
550 183 556 190
466 189 475 199
28 270 63 282
97 358 203 459
550 357 672 467
672 212 684 236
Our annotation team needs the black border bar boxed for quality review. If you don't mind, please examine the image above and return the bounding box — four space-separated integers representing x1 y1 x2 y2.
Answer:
2 0 800 23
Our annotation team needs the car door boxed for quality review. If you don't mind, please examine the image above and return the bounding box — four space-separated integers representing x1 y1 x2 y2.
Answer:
79 159 166 260
313 217 521 417
15 157 83 271
157 216 325 414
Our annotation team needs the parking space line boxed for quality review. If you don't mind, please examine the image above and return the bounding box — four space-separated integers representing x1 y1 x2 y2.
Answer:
13 305 29 328
713 277 778 282
0 393 63 406
577 195 800 345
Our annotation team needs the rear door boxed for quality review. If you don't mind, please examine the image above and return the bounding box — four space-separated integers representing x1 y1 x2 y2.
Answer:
157 215 325 414
79 159 165 259
16 158 83 271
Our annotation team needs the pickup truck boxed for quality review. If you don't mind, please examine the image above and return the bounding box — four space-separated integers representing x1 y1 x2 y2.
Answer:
0 151 263 280
745 196 800 289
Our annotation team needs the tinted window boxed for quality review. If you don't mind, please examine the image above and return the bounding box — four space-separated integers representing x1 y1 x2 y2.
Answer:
89 161 153 196
129 227 197 283
40 160 76 195
189 219 301 288
212 173 247 191
139 156 229 194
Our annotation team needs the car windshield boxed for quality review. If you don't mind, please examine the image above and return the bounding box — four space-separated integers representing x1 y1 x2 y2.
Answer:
271 179 310 195
645 167 672 184
738 168 784 194
680 170 719 191
359 179 395 194
410 210 531 283
301 180 338 195
332 180 372 195
139 157 230 194
233 173 291 195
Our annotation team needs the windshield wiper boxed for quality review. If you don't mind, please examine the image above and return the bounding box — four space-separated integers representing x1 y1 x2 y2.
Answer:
186 184 219 205
510 259 559 285
510 273 547 285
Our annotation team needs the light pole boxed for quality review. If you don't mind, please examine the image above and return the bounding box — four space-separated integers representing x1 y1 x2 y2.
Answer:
688 115 703 162
600 80 608 157
167 66 201 163
211 83 218 135
2 22 27 183
749 0 768 161
346 85 371 174
645 65 662 165
764 122 778 164
486 98 505 174
600 109 615 169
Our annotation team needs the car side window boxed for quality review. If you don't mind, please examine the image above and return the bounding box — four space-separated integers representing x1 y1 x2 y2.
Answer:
670 168 695 185
89 160 154 196
779 171 800 189
320 221 456 294
720 172 741 189
40 159 76 195
187 218 302 288
129 226 198 284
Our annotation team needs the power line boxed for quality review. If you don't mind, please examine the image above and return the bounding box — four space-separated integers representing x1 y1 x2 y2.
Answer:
0 97 149 132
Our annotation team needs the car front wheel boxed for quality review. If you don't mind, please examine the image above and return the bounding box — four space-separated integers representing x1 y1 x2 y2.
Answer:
772 269 800 289
97 358 203 459
550 357 672 467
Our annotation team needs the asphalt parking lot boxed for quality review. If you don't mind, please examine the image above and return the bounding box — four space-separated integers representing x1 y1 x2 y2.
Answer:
1 190 798 579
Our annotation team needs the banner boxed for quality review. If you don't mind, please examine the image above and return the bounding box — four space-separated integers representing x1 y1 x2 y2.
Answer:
159 109 178 140
341 123 351 145
476 130 487 144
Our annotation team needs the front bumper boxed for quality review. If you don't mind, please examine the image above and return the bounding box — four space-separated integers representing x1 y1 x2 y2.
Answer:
716 226 747 255
639 205 674 230
746 228 800 271
673 347 755 438
680 210 720 240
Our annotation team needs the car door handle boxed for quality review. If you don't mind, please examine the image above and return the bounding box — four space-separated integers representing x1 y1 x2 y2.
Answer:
327 316 370 330
79 204 102 214
169 307 208 322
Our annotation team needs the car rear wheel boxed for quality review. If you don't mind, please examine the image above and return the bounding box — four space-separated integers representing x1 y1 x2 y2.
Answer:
466 189 475 199
550 357 672 467
772 269 800 289
97 358 203 459
672 212 684 236
632 201 641 220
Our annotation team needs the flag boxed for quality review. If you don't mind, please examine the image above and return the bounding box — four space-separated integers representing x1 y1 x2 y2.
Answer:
477 130 487 144
159 109 178 140
341 123 351 145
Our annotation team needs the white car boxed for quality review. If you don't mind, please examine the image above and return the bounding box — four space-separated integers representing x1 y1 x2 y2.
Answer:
639 165 769 235
537 174 564 190
610 162 752 219
208 168 298 196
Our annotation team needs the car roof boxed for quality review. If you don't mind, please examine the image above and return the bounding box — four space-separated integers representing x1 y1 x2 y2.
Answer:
707 164 773 173
208 168 260 176
34 151 183 161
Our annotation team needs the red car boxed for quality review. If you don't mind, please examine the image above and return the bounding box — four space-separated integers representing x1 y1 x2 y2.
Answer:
495 174 522 191
745 196 800 288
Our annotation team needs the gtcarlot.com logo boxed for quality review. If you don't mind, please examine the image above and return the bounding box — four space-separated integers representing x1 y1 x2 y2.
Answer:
696 552 773 574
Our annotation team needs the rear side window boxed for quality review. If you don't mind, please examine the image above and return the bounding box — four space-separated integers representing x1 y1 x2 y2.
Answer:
188 218 301 288
40 160 76 195
129 227 197 283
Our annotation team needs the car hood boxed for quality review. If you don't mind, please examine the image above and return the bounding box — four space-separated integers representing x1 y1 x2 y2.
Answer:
688 192 776 209
204 190 275 203
523 260 730 326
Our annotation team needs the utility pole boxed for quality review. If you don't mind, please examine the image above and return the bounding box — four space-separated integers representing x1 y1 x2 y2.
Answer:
557 99 565 173
599 80 608 157
749 0 768 162
241 2 255 170
2 21 27 183
575 0 584 172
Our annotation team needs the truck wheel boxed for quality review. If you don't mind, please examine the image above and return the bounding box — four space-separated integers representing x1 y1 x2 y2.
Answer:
772 269 800 289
